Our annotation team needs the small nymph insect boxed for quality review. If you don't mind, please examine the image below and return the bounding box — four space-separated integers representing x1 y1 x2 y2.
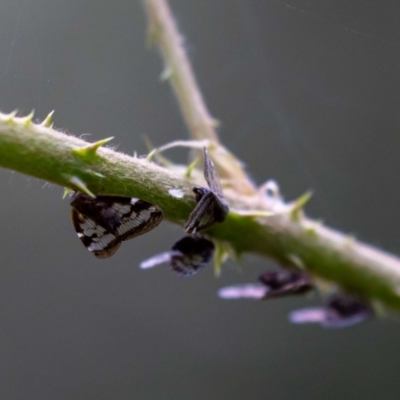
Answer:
70 193 163 258
185 147 229 233
219 270 372 328
289 294 372 328
218 270 313 300
140 235 215 277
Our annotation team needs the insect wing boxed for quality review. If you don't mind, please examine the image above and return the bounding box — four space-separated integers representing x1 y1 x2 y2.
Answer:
71 208 121 258
139 251 177 270
258 270 313 298
71 194 163 258
121 201 164 240
184 147 229 233
185 190 220 233
218 284 267 299
203 147 224 197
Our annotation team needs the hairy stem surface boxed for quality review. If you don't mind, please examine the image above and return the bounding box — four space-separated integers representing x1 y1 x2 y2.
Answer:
1 114 400 311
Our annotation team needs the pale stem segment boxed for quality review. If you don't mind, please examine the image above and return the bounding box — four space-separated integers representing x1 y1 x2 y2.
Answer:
142 0 256 195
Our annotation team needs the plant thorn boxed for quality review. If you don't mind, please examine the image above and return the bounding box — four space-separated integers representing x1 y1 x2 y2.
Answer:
41 110 55 127
146 148 157 162
73 137 114 159
21 110 35 126
289 190 313 221
63 188 72 199
185 157 199 178
3 110 18 123
69 176 95 198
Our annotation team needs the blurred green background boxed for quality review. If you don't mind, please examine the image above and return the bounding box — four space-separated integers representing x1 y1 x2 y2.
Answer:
0 1 400 399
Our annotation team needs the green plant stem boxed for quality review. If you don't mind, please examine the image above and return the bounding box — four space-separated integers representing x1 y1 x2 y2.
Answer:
142 0 255 195
1 114 400 312
143 0 219 143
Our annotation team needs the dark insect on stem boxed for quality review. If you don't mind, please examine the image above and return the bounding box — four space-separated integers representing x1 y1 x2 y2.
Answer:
218 270 312 300
140 235 215 276
258 270 313 298
289 294 373 328
218 269 372 328
185 147 229 233
70 193 163 258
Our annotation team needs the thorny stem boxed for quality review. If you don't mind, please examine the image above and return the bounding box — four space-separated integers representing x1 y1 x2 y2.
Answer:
143 0 218 143
142 0 255 195
141 0 400 313
1 114 400 312
1 1 400 316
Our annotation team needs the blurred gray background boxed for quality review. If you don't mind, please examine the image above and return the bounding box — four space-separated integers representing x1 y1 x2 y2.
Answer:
0 1 400 399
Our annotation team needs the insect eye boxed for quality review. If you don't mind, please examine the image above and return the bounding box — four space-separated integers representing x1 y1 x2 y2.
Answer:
193 187 208 202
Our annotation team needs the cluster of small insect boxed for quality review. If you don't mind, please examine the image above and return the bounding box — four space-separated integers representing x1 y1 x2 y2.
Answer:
219 270 373 328
69 143 373 327
70 146 227 276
